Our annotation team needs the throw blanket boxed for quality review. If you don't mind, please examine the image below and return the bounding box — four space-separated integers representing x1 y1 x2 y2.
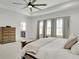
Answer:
22 37 56 56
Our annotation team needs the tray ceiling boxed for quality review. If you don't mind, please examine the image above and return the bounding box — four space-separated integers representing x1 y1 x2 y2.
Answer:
0 0 76 16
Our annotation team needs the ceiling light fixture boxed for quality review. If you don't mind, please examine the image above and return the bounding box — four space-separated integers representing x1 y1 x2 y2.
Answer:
13 0 47 13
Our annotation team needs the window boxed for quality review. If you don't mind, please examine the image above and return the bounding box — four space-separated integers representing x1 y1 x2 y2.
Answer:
46 20 51 37
37 17 70 39
56 19 63 37
20 22 26 31
39 21 43 38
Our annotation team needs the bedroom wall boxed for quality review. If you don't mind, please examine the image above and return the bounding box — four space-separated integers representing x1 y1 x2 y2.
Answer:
0 8 31 41
70 14 79 35
28 9 79 39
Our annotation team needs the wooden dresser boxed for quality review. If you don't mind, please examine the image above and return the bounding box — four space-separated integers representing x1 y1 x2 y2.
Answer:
0 27 16 44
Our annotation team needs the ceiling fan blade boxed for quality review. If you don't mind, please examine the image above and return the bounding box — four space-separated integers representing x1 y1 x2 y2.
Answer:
33 4 47 6
33 6 41 10
13 2 25 5
23 0 28 3
29 0 31 2
32 0 37 3
22 6 28 9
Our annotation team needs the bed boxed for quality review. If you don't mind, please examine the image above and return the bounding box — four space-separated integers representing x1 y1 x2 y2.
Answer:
22 37 79 59
0 42 21 59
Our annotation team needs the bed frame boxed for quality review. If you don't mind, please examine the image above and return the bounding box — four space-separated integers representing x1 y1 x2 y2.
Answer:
21 40 37 59
22 53 37 59
26 53 37 59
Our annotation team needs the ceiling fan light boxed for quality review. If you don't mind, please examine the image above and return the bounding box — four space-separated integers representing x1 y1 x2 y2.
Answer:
28 5 32 8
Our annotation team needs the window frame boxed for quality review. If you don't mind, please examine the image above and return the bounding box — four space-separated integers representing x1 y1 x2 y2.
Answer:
37 17 70 39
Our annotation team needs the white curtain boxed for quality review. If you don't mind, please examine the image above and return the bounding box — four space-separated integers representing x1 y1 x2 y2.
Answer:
63 16 70 38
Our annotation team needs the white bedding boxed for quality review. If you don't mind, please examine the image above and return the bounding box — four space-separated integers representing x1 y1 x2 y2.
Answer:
37 38 79 59
37 48 79 59
22 38 79 59
0 42 21 59
22 37 56 55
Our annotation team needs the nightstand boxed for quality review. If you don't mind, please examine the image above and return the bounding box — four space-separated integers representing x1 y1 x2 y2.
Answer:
21 39 36 48
21 41 27 48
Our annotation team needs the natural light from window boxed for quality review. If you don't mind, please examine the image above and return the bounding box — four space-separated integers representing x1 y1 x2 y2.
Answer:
39 21 43 35
56 19 63 37
20 22 26 31
46 20 51 36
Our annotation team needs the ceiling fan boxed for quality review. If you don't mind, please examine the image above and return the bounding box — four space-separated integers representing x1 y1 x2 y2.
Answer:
13 0 47 12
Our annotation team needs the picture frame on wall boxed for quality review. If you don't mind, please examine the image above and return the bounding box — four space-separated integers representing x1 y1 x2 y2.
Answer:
21 31 26 38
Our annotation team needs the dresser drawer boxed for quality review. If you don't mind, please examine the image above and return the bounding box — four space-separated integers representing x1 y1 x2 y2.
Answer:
9 33 15 35
9 39 15 42
2 27 8 30
0 39 2 43
10 36 15 38
3 36 9 39
3 30 9 33
8 28 15 32
2 33 9 36
2 39 10 44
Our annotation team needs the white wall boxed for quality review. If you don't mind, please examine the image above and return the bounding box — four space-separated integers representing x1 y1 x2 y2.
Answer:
28 9 79 39
70 14 79 35
0 8 30 41
25 17 35 39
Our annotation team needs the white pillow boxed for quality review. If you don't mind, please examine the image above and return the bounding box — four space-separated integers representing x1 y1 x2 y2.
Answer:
68 33 78 40
78 37 79 41
71 41 79 55
64 33 78 49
